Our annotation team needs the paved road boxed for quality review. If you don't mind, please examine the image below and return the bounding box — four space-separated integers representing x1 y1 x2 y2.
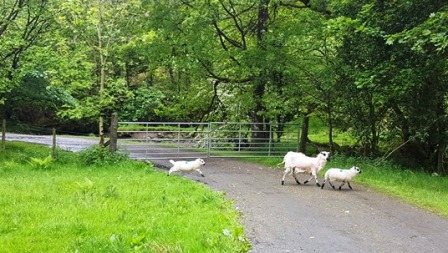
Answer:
6 134 448 253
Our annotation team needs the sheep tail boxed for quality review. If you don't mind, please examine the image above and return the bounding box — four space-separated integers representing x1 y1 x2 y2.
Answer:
169 160 175 165
277 161 285 167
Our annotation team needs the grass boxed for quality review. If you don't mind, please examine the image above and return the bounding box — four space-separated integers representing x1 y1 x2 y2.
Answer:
254 152 448 217
238 137 448 218
0 142 250 253
317 154 448 217
245 155 448 218
276 117 448 217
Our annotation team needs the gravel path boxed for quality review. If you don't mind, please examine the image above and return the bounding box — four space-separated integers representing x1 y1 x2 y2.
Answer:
6 134 448 253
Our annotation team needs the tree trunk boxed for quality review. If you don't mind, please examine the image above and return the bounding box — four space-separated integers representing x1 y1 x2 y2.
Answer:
97 0 105 146
327 106 334 153
250 0 270 142
299 115 309 153
250 80 268 142
109 112 118 153
368 92 378 154
436 144 446 176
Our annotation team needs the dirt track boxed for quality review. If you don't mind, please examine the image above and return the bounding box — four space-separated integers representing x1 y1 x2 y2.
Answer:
6 134 448 253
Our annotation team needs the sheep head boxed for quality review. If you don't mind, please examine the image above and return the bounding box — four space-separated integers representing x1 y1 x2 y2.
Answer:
196 158 206 165
318 151 331 161
350 166 361 174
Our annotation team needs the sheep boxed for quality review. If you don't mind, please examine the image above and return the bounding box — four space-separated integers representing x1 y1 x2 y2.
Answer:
321 166 361 190
281 151 330 186
168 158 206 177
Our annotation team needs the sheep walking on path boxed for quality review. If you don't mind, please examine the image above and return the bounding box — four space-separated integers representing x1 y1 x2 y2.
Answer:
321 166 361 190
168 158 206 177
281 151 330 186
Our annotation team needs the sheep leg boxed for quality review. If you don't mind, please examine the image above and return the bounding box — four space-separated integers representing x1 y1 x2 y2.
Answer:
329 181 335 189
303 176 311 184
281 167 291 185
304 171 320 187
196 169 205 177
338 182 346 190
292 168 301 185
347 182 353 189
320 180 326 189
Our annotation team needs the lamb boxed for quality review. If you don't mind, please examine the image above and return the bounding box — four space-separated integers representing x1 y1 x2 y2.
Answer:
281 151 330 186
168 158 206 177
321 166 361 190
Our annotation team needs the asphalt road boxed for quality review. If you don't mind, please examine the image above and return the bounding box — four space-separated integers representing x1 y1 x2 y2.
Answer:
5 134 448 253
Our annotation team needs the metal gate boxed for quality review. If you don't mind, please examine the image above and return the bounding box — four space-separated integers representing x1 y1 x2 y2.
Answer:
117 122 300 160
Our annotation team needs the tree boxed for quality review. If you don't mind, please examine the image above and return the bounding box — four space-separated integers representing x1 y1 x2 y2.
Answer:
139 0 333 145
328 0 448 173
386 6 448 174
0 0 53 112
52 0 141 144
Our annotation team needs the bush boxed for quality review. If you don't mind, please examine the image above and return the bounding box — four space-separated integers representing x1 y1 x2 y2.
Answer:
28 155 54 170
77 145 129 165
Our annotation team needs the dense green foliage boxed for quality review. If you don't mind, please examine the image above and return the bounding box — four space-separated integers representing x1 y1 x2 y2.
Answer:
0 142 250 252
1 0 447 173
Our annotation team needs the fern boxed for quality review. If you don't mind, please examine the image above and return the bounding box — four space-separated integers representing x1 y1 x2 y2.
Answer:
28 155 53 170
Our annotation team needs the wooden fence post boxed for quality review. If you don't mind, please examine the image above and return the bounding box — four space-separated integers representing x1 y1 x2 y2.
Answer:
52 128 57 159
2 119 5 151
109 113 118 153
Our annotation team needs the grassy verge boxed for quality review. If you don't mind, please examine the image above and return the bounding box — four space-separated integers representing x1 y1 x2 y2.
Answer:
271 118 448 217
0 142 250 253
243 153 448 217
326 154 448 217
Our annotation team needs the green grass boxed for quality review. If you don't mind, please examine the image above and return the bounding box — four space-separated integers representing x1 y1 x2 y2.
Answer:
318 154 448 217
261 152 448 217
0 142 250 253
276 117 448 217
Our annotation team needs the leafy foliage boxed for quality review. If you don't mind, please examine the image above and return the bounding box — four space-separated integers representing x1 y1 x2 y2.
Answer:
77 146 129 165
326 0 448 174
27 155 54 170
2 0 448 173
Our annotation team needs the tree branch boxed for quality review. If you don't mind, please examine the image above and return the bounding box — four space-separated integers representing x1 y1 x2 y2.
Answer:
279 0 332 16
0 0 26 37
212 19 244 49
199 80 222 122
198 58 253 84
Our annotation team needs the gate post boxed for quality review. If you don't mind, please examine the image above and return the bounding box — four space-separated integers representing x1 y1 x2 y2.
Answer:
52 128 57 159
268 123 272 156
207 123 211 157
2 119 5 151
109 113 118 153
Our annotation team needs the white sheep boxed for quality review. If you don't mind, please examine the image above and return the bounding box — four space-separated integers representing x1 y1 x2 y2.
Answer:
321 166 361 190
168 158 206 177
281 151 330 186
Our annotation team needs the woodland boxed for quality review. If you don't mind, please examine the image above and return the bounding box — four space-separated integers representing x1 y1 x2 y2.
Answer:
0 0 447 174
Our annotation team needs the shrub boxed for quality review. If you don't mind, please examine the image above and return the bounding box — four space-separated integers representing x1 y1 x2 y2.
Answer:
28 155 54 170
77 145 129 165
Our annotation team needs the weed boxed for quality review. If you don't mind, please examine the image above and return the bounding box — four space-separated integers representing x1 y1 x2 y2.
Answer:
1 161 18 171
103 185 118 198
